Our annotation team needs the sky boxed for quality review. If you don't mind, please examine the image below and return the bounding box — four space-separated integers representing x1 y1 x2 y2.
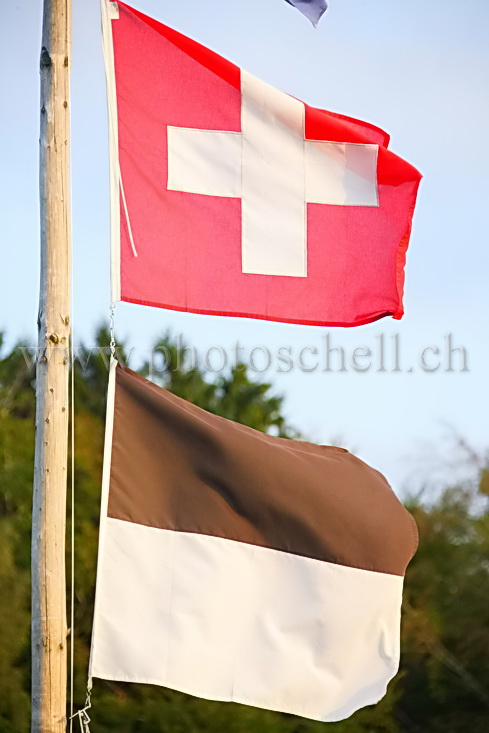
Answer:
1 0 488 493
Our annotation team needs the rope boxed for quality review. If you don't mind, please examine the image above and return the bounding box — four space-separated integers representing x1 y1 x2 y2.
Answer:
69 678 92 733
118 162 138 257
68 5 119 729
70 302 117 729
69 279 75 732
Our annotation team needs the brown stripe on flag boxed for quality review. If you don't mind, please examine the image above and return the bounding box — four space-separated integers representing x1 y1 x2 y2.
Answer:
107 365 418 576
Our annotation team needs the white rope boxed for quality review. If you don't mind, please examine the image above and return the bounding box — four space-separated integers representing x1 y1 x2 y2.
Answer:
69 326 75 732
68 303 116 728
101 0 137 260
69 678 92 733
68 246 114 733
118 162 138 258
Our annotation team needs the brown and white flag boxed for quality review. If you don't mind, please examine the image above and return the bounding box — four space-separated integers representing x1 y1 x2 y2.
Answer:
89 361 418 722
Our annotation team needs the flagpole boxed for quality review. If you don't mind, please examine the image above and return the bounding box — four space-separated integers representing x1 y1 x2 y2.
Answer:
32 0 72 730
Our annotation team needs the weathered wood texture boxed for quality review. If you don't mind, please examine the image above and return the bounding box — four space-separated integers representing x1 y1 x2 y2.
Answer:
32 0 71 730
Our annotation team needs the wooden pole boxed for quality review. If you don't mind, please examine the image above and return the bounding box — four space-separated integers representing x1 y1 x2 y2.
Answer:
32 0 72 731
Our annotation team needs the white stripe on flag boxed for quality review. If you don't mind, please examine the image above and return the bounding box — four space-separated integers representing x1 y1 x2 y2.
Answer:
90 517 404 722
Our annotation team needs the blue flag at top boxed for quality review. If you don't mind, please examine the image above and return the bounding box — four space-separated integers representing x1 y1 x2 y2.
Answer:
284 0 328 27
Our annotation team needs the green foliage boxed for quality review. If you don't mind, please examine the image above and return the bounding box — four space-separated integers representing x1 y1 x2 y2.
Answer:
0 521 30 733
400 486 489 732
0 330 488 731
0 336 34 732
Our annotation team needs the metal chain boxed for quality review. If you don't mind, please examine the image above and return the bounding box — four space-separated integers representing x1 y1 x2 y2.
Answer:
70 678 92 733
109 302 116 359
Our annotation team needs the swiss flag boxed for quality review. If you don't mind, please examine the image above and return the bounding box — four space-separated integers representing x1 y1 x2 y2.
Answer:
103 0 421 327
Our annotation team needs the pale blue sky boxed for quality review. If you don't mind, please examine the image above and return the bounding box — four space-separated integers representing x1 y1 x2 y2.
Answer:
1 0 488 491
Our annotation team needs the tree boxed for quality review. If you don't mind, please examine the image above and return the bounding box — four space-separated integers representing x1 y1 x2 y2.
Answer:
0 335 35 731
0 330 488 731
400 480 489 732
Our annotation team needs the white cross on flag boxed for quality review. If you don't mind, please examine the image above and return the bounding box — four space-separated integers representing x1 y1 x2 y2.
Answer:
103 0 421 327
